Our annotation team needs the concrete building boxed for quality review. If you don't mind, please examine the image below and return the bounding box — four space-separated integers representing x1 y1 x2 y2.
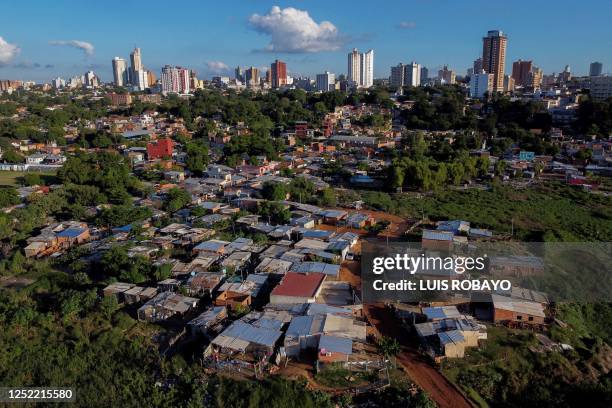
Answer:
271 59 287 88
590 75 612 101
438 65 456 85
590 61 603 77
51 77 65 89
161 65 191 94
316 71 335 92
482 30 507 93
347 48 374 88
245 66 260 87
112 57 128 87
511 59 532 87
390 62 420 87
470 71 494 99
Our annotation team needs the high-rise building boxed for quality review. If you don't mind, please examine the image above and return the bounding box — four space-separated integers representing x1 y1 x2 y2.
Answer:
235 66 243 82
84 71 99 88
482 30 507 93
316 71 335 92
347 48 361 85
589 62 603 77
559 65 571 83
161 65 190 94
405 62 421 87
52 77 65 89
347 48 374 88
271 59 287 88
390 64 405 87
112 57 128 87
420 66 429 85
590 75 612 101
470 71 494 99
360 49 374 88
438 65 456 84
146 70 156 87
245 67 260 87
511 59 533 87
528 66 543 90
503 75 515 93
473 58 483 73
390 62 420 87
130 48 143 73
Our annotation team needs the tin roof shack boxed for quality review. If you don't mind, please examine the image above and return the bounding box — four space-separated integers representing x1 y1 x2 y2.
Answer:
345 212 376 229
214 274 269 310
491 294 546 325
320 209 348 226
210 316 283 362
488 256 545 278
193 239 230 256
421 230 454 251
221 251 252 274
270 272 326 304
137 292 199 322
318 335 353 364
414 307 484 359
290 262 340 280
102 282 134 304
123 286 158 304
185 272 223 297
187 306 228 337
255 257 294 277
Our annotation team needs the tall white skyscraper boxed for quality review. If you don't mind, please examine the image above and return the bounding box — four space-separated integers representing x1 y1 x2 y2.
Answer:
404 62 421 87
347 48 374 88
360 49 374 88
112 57 128 87
347 48 361 85
316 71 336 92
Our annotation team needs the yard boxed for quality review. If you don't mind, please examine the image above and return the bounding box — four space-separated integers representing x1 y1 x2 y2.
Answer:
0 170 57 186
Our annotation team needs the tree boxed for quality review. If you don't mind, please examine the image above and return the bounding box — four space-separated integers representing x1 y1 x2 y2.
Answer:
319 188 337 207
377 336 401 358
0 187 20 208
184 140 209 176
164 188 191 213
261 181 288 201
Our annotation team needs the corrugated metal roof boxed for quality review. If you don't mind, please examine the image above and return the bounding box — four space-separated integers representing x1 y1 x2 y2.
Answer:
286 315 314 336
57 227 86 238
438 330 465 345
422 229 454 241
319 335 352 355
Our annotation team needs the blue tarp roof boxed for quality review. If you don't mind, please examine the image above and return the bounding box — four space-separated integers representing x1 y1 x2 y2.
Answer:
113 224 132 233
56 227 86 238
319 335 352 354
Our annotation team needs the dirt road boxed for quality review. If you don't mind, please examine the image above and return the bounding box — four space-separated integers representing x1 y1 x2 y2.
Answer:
339 254 474 408
364 303 474 408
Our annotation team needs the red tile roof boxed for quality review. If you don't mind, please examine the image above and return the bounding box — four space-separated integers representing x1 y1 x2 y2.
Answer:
271 272 325 298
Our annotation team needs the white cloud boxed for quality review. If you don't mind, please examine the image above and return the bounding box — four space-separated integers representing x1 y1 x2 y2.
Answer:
0 36 20 65
49 40 95 56
398 21 416 29
248 6 344 53
206 61 229 73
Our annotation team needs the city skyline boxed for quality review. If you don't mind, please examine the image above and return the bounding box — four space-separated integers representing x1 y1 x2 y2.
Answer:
1 1 611 82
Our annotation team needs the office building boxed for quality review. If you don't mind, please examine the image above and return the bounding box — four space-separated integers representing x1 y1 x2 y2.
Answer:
590 76 612 100
316 71 335 92
503 75 515 93
147 70 156 87
420 66 429 85
470 71 494 99
235 66 243 82
590 62 603 77
529 67 543 90
245 67 260 87
130 48 143 73
112 57 128 87
271 60 287 88
482 30 507 93
438 65 456 84
84 71 99 88
473 58 483 73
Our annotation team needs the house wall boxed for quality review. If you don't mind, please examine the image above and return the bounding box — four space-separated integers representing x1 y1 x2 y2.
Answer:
318 351 349 364
494 308 545 324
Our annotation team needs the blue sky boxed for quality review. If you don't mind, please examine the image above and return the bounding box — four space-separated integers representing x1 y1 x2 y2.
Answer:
1 0 611 82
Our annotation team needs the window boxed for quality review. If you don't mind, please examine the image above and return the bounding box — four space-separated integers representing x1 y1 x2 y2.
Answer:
516 315 522 320
528 316 534 321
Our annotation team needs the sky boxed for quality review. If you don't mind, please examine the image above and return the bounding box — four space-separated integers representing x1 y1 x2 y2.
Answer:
1 0 611 83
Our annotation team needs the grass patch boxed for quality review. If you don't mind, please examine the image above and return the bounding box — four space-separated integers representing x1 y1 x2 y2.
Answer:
0 170 57 186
